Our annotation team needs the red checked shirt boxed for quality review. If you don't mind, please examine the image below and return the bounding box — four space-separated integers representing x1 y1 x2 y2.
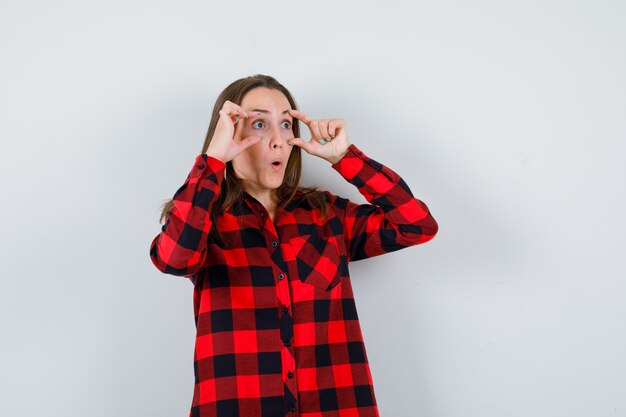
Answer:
149 143 438 417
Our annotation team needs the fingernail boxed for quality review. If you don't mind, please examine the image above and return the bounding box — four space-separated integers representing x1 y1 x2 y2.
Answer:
287 141 293 146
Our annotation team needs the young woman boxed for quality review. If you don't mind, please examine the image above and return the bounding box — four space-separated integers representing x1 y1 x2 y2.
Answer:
149 74 438 417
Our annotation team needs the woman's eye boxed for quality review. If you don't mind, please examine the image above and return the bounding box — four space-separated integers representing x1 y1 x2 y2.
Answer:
252 120 265 129
281 121 291 129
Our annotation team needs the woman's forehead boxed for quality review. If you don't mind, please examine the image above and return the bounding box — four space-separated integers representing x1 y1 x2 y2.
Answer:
244 108 292 116
241 88 291 114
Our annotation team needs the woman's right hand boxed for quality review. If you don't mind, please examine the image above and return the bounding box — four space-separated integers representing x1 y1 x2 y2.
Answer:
205 101 261 163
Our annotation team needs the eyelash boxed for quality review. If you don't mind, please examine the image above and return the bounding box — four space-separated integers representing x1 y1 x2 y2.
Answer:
252 120 292 129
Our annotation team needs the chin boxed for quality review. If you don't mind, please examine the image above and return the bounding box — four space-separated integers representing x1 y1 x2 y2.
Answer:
265 178 285 190
267 182 283 190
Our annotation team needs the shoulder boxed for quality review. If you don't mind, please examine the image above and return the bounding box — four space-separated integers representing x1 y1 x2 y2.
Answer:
318 189 350 210
292 187 327 206
285 187 346 220
294 187 347 206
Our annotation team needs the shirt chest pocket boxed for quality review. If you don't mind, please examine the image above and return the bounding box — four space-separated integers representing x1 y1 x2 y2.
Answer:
288 232 342 292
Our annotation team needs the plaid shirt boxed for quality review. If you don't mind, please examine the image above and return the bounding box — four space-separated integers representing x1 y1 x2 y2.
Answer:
149 143 438 417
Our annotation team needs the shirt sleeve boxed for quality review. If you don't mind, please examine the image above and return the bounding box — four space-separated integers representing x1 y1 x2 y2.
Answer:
328 143 438 262
149 153 226 277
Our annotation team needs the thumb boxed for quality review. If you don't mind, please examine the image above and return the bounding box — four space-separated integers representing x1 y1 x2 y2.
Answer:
240 135 262 149
287 137 308 150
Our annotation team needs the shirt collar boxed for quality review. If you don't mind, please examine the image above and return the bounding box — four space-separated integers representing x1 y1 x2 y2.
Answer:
225 190 302 215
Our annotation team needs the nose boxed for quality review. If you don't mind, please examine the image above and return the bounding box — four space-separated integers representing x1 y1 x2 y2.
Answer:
268 124 287 148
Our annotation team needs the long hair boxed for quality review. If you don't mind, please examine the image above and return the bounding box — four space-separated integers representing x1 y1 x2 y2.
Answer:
158 74 328 245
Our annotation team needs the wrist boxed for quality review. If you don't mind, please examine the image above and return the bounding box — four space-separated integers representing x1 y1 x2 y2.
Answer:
205 150 226 163
327 147 349 165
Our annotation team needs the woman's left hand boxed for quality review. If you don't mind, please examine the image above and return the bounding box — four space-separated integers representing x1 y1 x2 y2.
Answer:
287 109 351 165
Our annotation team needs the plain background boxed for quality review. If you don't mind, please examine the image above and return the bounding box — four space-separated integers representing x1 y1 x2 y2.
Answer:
1 0 625 416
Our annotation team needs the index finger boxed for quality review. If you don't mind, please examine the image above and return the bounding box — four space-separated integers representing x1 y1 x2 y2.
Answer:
289 109 313 125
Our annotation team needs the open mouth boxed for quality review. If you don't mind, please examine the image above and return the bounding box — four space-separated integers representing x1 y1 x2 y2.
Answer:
271 158 283 170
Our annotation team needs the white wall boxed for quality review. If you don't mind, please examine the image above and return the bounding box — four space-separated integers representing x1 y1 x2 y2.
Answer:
1 0 624 416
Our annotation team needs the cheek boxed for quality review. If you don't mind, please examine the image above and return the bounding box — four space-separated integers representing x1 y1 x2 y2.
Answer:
231 151 250 172
232 147 262 173
246 146 265 165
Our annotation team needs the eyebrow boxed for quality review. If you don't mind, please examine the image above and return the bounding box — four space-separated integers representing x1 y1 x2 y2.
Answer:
247 108 292 116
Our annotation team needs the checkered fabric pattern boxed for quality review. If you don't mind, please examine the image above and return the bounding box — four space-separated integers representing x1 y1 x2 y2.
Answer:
149 143 438 417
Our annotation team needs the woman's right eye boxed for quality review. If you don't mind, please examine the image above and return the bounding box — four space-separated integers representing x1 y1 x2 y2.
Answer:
252 120 265 129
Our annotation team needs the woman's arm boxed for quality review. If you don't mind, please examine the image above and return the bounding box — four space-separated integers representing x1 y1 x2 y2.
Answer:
149 154 226 277
149 99 264 277
327 144 438 262
286 109 438 261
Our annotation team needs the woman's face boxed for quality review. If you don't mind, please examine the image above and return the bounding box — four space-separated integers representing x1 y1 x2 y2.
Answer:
231 87 295 197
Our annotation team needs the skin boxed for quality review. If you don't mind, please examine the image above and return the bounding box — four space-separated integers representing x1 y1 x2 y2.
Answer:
231 88 295 217
206 87 351 222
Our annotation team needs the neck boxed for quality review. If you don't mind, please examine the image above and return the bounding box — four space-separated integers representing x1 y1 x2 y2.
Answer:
244 186 278 214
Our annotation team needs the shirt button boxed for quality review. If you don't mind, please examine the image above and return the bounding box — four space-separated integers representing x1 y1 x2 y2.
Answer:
290 405 296 412
197 164 205 169
272 241 278 247
287 371 294 378
282 306 288 313
284 340 291 347
278 273 284 280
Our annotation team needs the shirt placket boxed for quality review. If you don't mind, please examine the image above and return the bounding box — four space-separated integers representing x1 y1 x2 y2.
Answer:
253 203 299 416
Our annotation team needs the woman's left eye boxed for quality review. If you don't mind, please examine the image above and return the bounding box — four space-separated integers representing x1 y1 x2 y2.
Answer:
251 120 290 129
